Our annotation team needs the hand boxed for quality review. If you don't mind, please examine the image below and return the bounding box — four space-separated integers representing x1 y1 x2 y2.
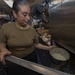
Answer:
48 45 56 50
0 50 11 65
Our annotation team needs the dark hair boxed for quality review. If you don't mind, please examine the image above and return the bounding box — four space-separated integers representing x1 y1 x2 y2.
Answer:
12 0 29 13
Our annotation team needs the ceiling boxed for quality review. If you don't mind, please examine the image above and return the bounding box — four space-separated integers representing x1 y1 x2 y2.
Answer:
0 0 62 14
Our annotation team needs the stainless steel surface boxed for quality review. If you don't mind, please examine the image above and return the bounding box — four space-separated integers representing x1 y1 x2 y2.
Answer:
49 0 75 54
5 55 70 75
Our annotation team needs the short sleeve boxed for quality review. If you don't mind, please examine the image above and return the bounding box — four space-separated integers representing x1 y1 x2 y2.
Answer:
33 28 39 45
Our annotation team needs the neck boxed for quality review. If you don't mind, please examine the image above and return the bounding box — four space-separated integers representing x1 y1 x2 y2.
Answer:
15 22 29 30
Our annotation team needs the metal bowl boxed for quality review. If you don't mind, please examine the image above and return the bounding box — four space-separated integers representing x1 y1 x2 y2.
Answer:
49 47 70 65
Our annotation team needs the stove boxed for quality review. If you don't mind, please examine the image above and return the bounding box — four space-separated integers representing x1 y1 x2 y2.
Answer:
36 49 75 75
36 38 75 75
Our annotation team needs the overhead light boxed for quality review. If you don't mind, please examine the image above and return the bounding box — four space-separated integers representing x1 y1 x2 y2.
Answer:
3 0 13 8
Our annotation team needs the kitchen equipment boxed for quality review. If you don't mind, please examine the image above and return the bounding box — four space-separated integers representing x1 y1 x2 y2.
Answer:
5 55 69 75
49 47 70 65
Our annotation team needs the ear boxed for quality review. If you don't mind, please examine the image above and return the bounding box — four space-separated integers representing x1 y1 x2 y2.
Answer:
12 10 17 19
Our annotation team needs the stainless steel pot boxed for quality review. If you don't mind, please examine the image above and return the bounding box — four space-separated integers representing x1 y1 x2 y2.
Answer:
49 47 70 65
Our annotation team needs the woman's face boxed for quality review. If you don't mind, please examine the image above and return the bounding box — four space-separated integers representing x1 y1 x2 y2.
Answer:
13 4 31 27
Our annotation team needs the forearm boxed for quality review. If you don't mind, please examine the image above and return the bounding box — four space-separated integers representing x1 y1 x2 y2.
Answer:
0 43 11 64
35 43 50 50
0 43 8 52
